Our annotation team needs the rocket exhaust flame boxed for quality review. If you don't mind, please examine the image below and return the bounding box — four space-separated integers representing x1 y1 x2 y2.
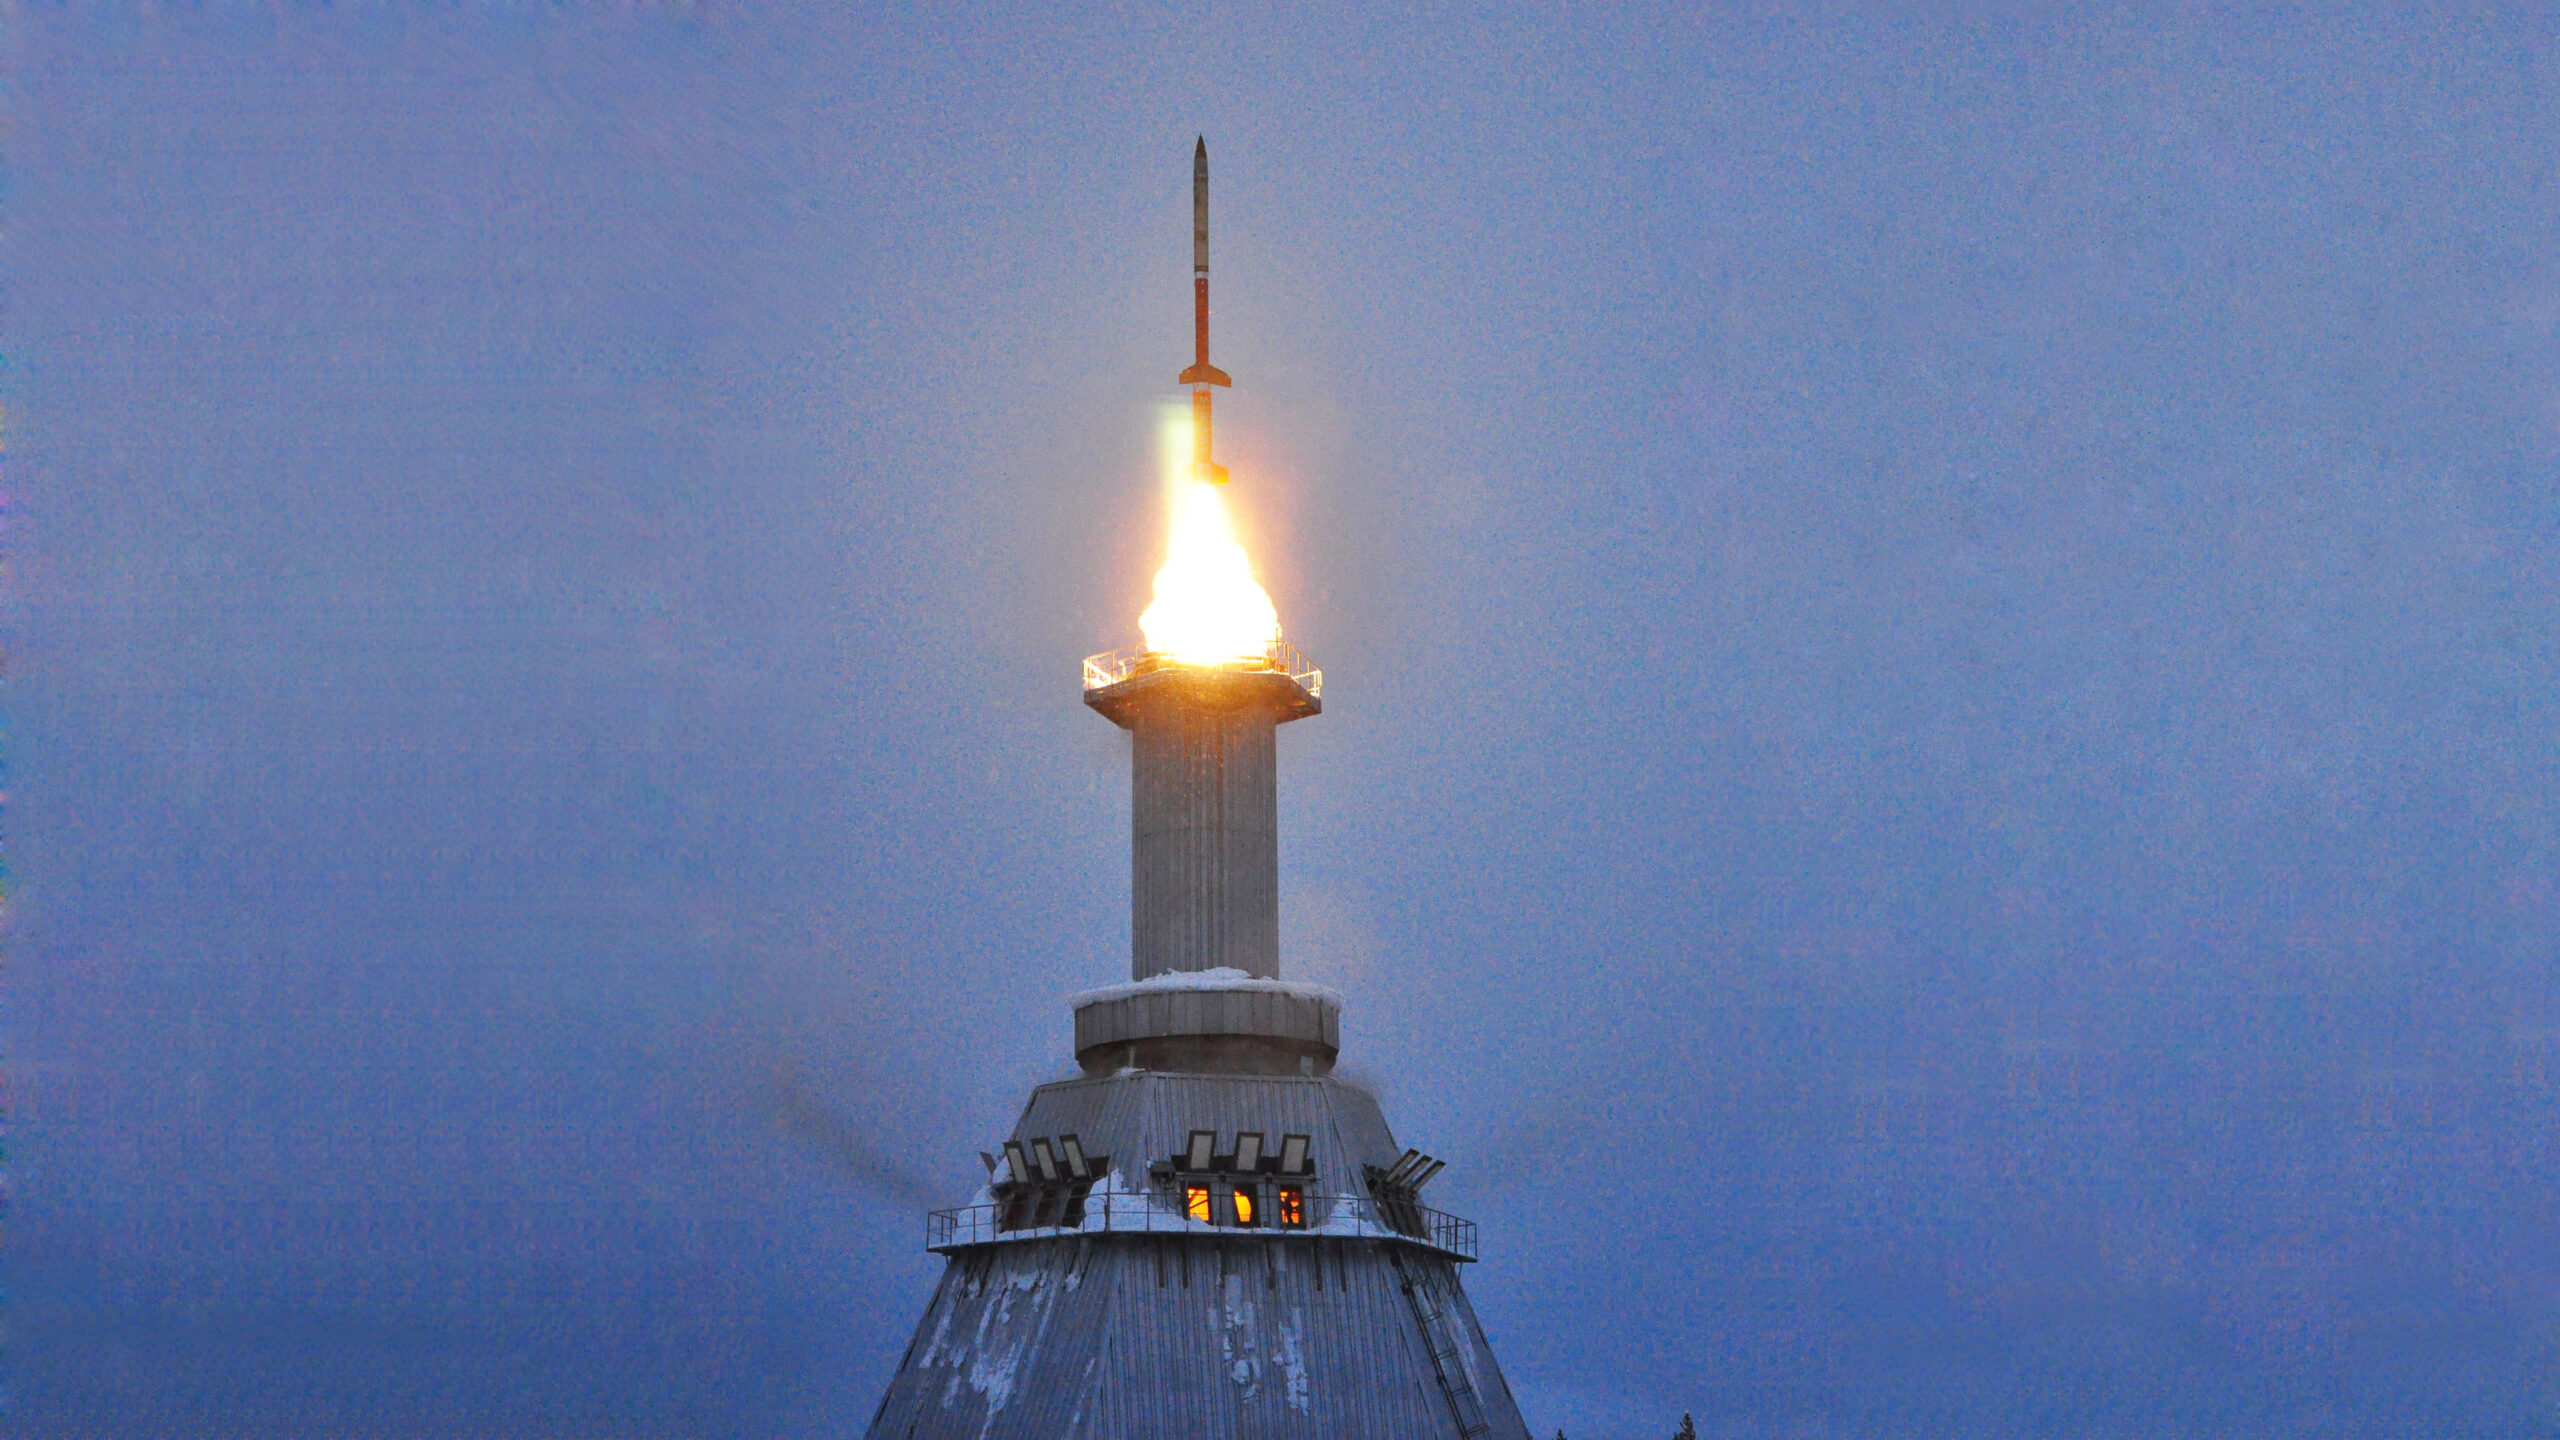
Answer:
1139 414 1279 662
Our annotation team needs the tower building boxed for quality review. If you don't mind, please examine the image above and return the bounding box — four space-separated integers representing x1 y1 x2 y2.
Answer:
861 141 1530 1440
862 645 1530 1439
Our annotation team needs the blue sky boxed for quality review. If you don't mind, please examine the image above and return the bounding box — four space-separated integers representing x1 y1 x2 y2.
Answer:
14 6 2560 1436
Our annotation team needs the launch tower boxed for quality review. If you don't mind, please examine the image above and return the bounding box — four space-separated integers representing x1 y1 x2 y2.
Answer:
861 143 1529 1440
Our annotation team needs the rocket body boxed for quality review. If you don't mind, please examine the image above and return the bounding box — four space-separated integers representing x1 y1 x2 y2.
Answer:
1178 137 1231 483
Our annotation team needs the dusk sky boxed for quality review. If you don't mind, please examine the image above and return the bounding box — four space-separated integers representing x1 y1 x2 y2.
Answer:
17 7 2560 1436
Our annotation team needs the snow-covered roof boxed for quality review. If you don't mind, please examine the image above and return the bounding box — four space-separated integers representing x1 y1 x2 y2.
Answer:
1067 966 1343 1011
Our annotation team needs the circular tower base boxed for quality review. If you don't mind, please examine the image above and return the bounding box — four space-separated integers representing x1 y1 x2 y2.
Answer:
1070 972 1341 1077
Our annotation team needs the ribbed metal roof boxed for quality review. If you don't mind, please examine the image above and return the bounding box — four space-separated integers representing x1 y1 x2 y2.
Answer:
865 1071 1530 1440
863 1236 1527 1439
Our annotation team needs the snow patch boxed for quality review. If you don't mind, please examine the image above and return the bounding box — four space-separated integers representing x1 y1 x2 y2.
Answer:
967 1344 1022 1418
1274 1308 1311 1412
1069 966 1343 1009
1214 1273 1263 1399
927 1252 1069 1433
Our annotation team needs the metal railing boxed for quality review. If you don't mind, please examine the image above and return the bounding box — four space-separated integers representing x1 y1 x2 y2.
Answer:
926 1189 1475 1261
1418 1207 1477 1258
1081 639 1322 699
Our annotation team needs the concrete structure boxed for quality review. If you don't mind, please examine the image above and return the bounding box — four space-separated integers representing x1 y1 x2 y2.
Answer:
1088 656 1319 982
1071 973 1339 1079
861 642 1531 1440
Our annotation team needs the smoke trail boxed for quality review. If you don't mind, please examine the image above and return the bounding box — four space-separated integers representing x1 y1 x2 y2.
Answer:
763 1056 944 1211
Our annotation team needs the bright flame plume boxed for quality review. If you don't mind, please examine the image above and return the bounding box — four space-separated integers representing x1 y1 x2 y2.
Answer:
1139 412 1279 662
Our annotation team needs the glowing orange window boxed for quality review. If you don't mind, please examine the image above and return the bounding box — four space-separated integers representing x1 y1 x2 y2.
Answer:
1231 1186 1257 1227
1184 1184 1212 1223
1276 1186 1305 1228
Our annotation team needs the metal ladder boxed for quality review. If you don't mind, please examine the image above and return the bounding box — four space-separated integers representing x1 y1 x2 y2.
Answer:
1391 1249 1492 1439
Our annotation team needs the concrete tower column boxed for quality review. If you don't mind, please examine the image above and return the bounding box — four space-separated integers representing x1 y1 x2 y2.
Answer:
1079 657 1327 1076
1127 681 1280 978
1086 665 1317 979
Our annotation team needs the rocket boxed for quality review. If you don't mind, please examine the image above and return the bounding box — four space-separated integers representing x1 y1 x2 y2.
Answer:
1179 137 1232 484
